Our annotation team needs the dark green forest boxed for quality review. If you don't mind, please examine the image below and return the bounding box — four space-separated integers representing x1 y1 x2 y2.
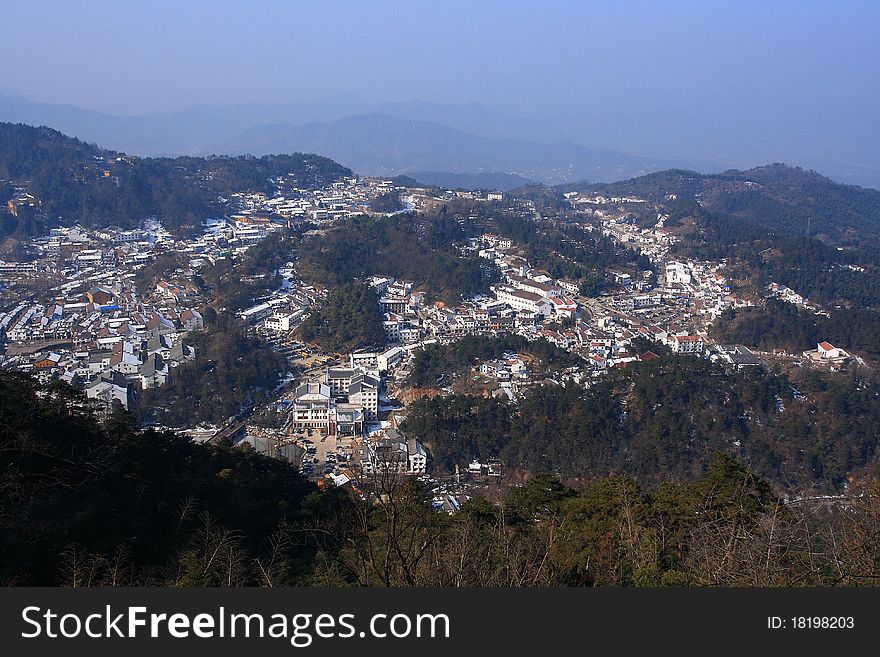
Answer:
711 298 880 358
416 195 652 293
493 213 653 293
0 372 317 586
369 190 404 213
298 214 490 303
407 334 581 387
200 232 299 311
298 282 385 353
4 370 880 587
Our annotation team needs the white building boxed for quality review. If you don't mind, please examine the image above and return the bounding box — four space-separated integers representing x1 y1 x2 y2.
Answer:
407 438 427 474
377 346 405 371
291 382 333 432
265 308 303 332
350 351 380 370
494 287 552 316
666 262 692 286
668 334 705 354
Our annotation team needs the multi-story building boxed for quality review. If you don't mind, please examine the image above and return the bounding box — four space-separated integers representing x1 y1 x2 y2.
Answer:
350 351 380 370
348 376 379 421
291 382 333 432
264 308 303 332
668 334 704 354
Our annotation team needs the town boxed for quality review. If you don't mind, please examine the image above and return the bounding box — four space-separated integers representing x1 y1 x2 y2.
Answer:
0 174 857 513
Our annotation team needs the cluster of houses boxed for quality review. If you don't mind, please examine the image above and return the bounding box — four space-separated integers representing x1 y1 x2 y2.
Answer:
357 428 427 475
228 176 401 224
0 174 417 413
285 348 428 484
2 174 861 501
0 218 221 414
1 283 200 413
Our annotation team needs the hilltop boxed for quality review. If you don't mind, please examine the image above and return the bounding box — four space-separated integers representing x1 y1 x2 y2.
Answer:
0 122 351 239
561 164 880 246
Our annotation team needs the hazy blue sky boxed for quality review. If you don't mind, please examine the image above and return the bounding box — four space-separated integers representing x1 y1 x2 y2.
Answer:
3 0 878 117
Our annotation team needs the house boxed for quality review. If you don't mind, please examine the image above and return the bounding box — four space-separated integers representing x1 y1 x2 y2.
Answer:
139 353 170 389
33 352 63 369
383 317 403 343
87 350 113 373
377 346 405 371
379 295 408 315
326 367 361 395
802 341 851 364
359 430 426 475
817 341 848 360
323 367 381 421
407 438 427 474
708 344 763 369
334 404 364 437
350 351 380 370
668 334 704 354
179 309 204 331
110 349 142 375
347 373 380 420
508 275 560 298
85 372 135 412
507 358 528 378
548 296 577 318
665 262 692 286
360 433 409 475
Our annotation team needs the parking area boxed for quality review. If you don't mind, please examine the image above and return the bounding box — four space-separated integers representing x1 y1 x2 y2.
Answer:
293 430 356 479
250 326 328 364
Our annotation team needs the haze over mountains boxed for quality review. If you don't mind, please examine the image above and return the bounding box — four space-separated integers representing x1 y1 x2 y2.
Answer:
1 90 878 189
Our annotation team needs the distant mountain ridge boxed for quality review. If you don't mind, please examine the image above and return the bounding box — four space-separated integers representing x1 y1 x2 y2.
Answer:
221 113 683 184
3 91 879 188
3 120 879 250
0 92 724 185
405 171 534 191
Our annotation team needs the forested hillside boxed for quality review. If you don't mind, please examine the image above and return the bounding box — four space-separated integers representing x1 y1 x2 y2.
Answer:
407 334 581 387
0 122 351 239
711 298 880 358
141 314 287 426
0 372 318 586
574 164 880 246
492 212 653 293
298 282 386 353
298 213 490 303
403 356 880 491
4 370 880 587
